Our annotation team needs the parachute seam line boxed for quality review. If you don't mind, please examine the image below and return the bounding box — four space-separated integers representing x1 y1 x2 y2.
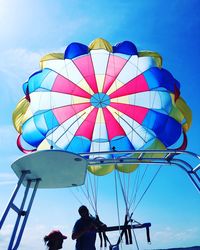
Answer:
104 54 131 95
50 88 54 147
89 52 98 93
147 89 157 143
112 54 121 130
83 107 99 153
133 165 162 213
68 57 93 95
113 111 147 144
49 102 91 111
106 54 142 99
104 107 127 143
52 112 86 144
63 58 87 152
131 55 139 148
101 108 110 147
45 65 93 98
102 52 111 93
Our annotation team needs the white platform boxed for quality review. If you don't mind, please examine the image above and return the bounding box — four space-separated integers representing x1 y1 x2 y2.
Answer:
11 150 87 189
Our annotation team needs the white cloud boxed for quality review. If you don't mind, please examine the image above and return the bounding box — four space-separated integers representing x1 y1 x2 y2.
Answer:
0 124 21 166
0 172 17 186
0 46 64 109
0 48 41 83
152 226 200 246
0 224 15 249
0 125 18 149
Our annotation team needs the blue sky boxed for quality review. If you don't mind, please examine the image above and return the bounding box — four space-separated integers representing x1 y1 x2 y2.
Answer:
0 0 200 249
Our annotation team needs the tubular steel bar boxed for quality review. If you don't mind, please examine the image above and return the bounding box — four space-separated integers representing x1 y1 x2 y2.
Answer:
80 149 200 192
0 170 30 230
0 170 41 250
12 178 40 250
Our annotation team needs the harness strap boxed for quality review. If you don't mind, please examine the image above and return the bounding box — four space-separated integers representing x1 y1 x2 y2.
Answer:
98 231 103 248
127 227 132 244
146 224 151 243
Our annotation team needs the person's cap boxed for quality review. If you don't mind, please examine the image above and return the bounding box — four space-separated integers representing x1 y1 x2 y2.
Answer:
47 230 67 240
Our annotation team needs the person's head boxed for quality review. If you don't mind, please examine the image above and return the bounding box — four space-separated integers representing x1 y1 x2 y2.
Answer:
78 205 89 218
44 230 67 250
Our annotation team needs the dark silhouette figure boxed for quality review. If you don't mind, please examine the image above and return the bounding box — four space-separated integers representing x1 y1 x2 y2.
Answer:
72 205 106 250
44 230 67 250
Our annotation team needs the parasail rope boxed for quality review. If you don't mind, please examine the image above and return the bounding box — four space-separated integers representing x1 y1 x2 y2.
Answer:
128 165 149 212
69 179 98 215
133 165 162 213
81 175 96 213
130 218 140 250
114 167 123 249
69 188 83 205
88 173 98 215
116 170 129 215
127 166 142 213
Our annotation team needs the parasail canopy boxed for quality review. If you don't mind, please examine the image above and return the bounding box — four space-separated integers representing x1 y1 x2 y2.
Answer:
13 38 192 175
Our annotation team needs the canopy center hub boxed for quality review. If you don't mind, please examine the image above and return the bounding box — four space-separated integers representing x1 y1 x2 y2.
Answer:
90 93 110 108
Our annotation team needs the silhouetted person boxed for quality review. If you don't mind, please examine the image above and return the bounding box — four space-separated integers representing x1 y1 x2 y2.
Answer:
72 205 106 250
44 230 67 250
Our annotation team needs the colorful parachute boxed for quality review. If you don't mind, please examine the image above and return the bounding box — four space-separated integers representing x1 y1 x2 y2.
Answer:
13 38 192 175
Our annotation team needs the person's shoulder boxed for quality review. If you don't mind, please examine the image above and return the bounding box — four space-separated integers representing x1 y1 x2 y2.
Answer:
75 218 82 224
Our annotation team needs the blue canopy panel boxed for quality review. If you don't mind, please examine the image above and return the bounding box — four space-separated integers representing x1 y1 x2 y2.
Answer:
143 68 180 93
110 135 135 151
113 41 138 55
64 42 89 59
65 136 91 153
142 110 182 147
22 111 59 147
22 118 46 147
25 69 51 94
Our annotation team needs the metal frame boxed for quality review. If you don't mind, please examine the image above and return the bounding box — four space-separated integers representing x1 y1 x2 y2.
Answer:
0 149 199 249
80 149 200 192
0 170 41 250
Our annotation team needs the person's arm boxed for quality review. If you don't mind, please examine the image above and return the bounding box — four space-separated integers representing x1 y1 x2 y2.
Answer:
72 220 93 240
94 216 107 231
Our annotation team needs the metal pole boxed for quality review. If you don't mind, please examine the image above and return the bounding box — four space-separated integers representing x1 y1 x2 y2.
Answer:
12 178 40 250
8 180 31 250
0 171 30 230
